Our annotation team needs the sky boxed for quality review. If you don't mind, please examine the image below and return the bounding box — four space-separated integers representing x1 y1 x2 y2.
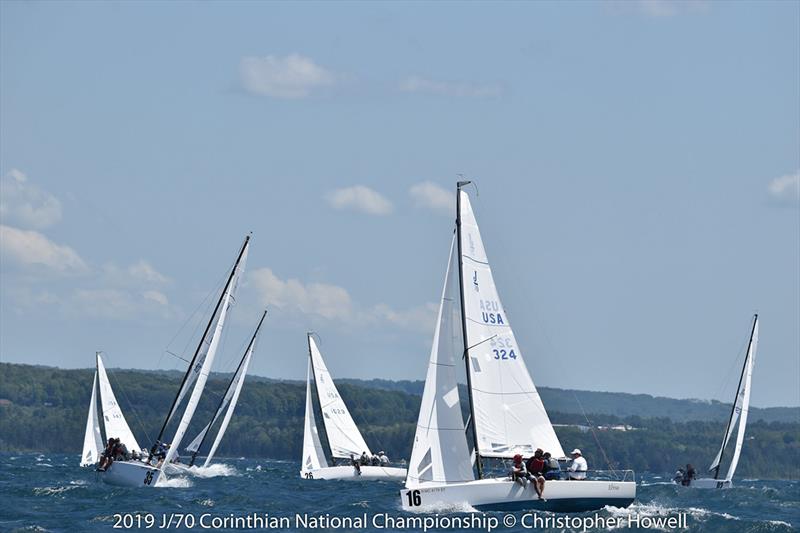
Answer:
1 1 798 408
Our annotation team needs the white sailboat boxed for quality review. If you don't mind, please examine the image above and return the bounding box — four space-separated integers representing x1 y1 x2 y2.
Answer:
399 182 636 512
299 334 406 481
99 234 250 487
688 314 758 489
80 354 142 466
183 310 267 468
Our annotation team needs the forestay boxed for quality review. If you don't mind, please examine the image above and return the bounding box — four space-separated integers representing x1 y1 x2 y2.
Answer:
709 316 758 480
308 336 371 459
80 371 104 467
406 235 475 487
96 355 141 453
302 359 329 471
162 242 248 466
458 191 565 459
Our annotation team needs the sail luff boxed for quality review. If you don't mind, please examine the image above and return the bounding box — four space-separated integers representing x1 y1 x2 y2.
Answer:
302 357 329 471
96 354 142 453
724 316 758 481
307 335 371 459
161 240 249 466
201 311 265 467
152 235 251 454
457 189 565 459
709 314 758 476
80 371 104 466
405 233 474 487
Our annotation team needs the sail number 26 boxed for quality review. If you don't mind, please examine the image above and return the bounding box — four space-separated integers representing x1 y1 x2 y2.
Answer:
405 490 421 507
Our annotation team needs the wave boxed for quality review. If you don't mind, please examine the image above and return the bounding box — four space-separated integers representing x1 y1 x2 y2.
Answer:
33 485 83 496
156 476 193 488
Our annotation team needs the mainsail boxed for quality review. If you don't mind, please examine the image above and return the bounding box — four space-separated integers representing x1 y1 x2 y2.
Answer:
406 234 475 487
709 315 758 480
164 235 250 464
96 354 141 453
457 189 564 460
307 335 371 459
302 358 329 472
186 310 266 467
80 371 104 466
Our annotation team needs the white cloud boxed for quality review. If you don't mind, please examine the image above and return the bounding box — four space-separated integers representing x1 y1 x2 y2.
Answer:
128 260 170 284
240 54 335 98
0 224 88 274
767 171 800 207
0 169 62 229
399 76 502 98
327 186 393 215
249 267 435 333
250 267 353 320
143 290 169 306
409 181 454 215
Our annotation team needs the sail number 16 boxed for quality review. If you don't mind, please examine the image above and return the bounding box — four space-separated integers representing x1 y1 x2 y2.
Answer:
405 490 421 507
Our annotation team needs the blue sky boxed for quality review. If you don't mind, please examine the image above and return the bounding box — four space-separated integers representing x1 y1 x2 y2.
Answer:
1 1 798 407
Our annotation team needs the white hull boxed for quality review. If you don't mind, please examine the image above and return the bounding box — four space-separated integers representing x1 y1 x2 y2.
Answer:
682 478 732 489
301 465 407 481
401 477 636 513
100 460 163 487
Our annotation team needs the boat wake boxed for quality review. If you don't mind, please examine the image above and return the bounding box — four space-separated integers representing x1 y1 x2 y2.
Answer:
156 476 193 488
185 464 238 478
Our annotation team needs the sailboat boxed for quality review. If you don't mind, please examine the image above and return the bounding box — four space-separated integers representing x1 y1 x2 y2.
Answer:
80 353 143 467
399 182 636 512
300 334 406 481
98 234 250 487
182 310 267 468
688 314 759 489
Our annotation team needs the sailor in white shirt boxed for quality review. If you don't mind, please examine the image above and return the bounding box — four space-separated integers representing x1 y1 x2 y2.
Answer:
568 448 588 480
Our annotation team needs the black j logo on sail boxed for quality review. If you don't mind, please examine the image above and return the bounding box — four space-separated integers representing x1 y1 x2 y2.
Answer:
473 271 479 291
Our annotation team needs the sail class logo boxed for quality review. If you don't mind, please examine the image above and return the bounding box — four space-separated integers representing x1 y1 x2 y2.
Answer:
473 271 479 292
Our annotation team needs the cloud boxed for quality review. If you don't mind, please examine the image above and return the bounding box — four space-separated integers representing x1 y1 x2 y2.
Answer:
249 267 436 333
399 76 502 98
250 267 353 320
143 290 169 306
0 169 62 229
609 0 710 18
0 224 88 274
72 288 173 320
767 171 799 207
127 260 170 285
409 182 454 215
239 54 335 98
326 186 393 215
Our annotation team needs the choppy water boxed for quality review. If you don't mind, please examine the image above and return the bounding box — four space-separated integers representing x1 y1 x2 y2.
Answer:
0 453 796 532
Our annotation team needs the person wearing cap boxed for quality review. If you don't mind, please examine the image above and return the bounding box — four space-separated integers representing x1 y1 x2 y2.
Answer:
378 451 390 466
568 448 587 480
510 454 527 486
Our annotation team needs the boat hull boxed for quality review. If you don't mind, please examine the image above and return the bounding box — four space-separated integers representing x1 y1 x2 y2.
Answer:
301 465 407 481
683 478 732 489
401 477 636 513
101 460 163 487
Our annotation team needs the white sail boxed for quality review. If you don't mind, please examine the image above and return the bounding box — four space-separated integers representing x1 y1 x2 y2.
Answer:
96 355 141 453
80 371 104 466
163 241 248 466
202 337 256 467
406 235 475 488
308 336 371 459
708 316 758 478
458 190 565 459
302 358 329 471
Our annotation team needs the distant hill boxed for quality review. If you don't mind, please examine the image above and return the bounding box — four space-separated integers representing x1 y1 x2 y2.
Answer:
0 362 797 478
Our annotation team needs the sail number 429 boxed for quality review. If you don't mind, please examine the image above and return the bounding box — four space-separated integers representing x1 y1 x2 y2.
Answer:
405 490 421 507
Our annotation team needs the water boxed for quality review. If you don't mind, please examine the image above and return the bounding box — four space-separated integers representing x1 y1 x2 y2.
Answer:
0 454 796 532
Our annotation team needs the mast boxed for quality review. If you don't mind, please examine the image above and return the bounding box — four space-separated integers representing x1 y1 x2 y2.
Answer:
714 313 758 480
188 309 267 466
149 234 251 460
456 180 483 479
307 333 335 466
